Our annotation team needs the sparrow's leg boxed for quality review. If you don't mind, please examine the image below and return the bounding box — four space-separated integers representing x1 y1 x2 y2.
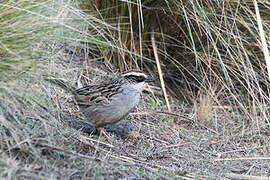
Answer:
98 127 112 142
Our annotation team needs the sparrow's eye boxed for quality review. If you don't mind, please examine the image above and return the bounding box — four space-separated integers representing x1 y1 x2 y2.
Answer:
136 76 146 83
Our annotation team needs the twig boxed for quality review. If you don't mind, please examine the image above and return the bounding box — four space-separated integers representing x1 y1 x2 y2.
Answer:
144 85 163 96
35 142 99 161
164 142 192 149
226 173 270 180
215 156 270 161
130 111 189 119
218 145 267 155
77 134 114 148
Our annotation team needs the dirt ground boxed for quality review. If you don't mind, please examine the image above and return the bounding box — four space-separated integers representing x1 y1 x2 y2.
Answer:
65 101 270 179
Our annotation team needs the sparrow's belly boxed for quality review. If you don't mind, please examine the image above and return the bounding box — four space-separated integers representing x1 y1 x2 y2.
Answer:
81 92 141 127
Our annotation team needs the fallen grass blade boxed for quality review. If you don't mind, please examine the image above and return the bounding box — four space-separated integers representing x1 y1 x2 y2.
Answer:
226 173 270 180
215 157 270 161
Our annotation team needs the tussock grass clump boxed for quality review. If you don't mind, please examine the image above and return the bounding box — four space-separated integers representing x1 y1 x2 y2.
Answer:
80 0 270 124
80 0 172 70
0 0 87 178
172 1 270 127
0 0 52 79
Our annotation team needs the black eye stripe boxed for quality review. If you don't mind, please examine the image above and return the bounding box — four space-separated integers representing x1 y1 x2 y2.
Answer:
125 75 146 83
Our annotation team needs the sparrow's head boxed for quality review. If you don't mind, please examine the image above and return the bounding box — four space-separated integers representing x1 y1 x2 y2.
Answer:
120 70 155 92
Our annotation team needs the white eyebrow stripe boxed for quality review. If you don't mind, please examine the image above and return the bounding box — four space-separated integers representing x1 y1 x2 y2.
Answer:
123 71 147 77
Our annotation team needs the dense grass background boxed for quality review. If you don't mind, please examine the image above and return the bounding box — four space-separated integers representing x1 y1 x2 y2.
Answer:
1 0 270 179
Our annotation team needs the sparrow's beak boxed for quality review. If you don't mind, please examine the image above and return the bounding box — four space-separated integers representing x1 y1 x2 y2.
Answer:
145 75 155 82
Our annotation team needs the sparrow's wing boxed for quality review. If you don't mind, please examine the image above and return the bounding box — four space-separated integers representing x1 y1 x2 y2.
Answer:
74 83 122 106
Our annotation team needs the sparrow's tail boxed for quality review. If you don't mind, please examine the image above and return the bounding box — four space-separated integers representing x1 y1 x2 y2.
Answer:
45 78 76 94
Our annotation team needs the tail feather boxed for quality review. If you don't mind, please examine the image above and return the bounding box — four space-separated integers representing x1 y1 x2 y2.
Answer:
45 78 76 93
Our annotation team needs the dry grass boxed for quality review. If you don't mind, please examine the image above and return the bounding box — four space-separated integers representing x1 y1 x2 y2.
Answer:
194 93 214 125
1 0 270 179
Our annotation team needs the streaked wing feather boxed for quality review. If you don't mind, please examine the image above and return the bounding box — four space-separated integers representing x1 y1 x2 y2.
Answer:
74 83 122 107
